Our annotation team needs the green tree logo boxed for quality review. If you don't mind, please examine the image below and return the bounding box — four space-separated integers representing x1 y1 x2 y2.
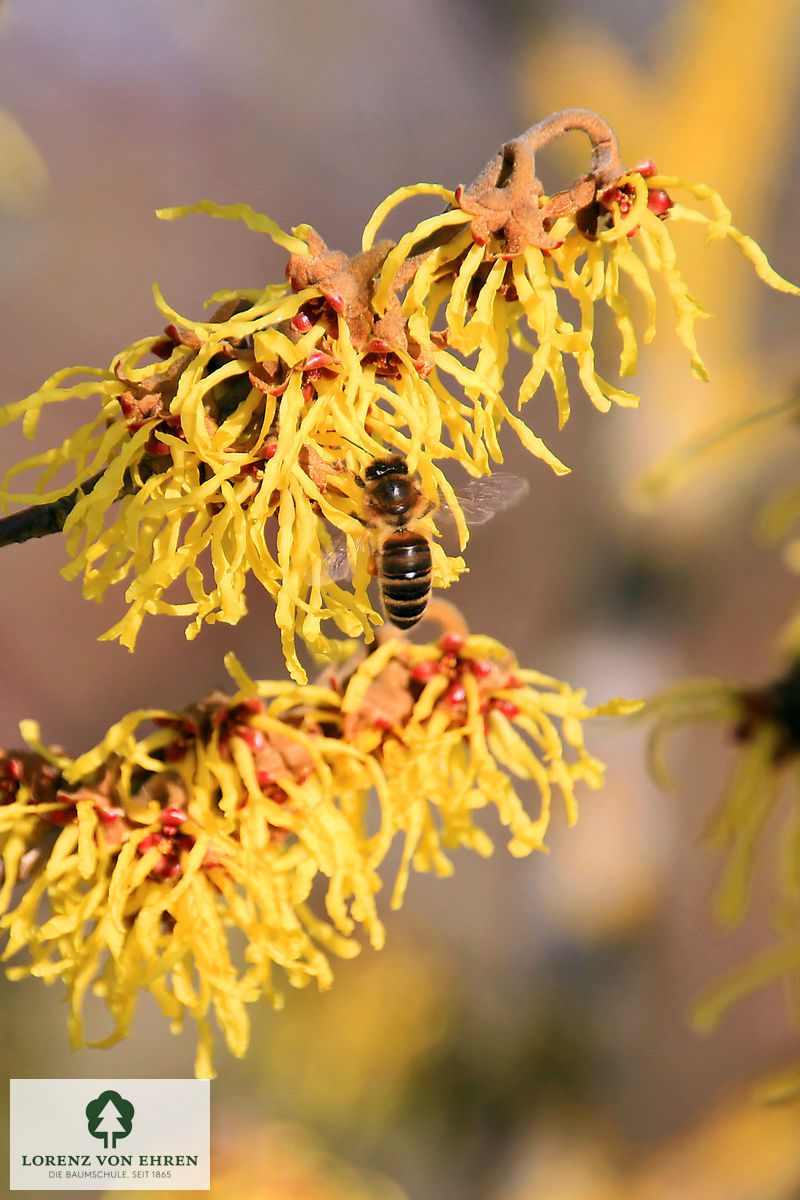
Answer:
85 1090 135 1149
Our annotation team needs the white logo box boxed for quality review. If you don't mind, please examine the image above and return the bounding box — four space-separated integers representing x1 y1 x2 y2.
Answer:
10 1079 209 1191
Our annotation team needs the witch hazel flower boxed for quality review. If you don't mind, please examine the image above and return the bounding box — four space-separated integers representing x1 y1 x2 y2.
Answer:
0 605 638 1075
0 681 382 1078
3 109 793 681
650 661 800 1042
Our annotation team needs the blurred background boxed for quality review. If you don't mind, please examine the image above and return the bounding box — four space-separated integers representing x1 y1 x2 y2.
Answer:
2 1 800 1197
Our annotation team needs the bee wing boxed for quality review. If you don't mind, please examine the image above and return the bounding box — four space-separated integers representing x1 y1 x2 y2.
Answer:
322 528 373 583
439 473 530 528
322 529 355 583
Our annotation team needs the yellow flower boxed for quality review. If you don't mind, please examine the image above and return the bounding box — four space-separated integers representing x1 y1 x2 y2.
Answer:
0 619 637 1076
333 622 639 908
0 675 383 1078
373 111 797 444
0 257 468 683
521 0 800 510
649 663 800 1035
2 111 794 680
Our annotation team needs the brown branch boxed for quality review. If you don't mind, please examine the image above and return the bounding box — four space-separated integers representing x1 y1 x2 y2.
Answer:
0 457 164 548
0 473 106 547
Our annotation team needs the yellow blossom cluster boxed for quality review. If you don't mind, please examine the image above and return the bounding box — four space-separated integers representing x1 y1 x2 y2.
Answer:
1 110 795 681
0 630 639 1075
650 664 800 1040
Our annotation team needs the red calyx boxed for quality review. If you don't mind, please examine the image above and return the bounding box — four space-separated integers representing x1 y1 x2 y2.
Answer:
149 337 174 360
325 291 346 315
48 808 77 825
237 726 267 754
467 658 493 679
151 857 183 881
96 805 125 825
165 739 190 762
634 159 658 179
290 310 313 333
144 431 172 456
266 784 290 804
0 758 22 802
213 700 268 760
138 818 195 881
155 716 198 762
411 659 441 683
303 350 336 371
601 185 633 216
439 632 465 655
646 188 673 218
161 806 188 835
49 793 78 825
492 698 520 719
212 698 263 727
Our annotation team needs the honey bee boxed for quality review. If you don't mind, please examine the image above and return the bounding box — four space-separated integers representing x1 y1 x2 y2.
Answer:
326 454 528 629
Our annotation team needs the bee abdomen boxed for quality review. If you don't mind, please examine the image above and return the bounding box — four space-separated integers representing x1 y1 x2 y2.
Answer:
378 532 432 629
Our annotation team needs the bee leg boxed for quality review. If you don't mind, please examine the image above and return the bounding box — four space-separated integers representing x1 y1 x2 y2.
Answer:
367 553 379 578
354 474 366 489
420 500 436 518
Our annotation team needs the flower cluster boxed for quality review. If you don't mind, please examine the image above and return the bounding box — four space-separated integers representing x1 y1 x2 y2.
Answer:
1 110 795 679
0 621 639 1074
650 662 800 1034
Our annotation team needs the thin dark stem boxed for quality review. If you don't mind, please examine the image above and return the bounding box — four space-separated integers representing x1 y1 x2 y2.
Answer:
0 457 163 548
0 472 106 547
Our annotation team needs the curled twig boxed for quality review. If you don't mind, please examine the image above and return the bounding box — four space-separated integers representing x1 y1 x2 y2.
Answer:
456 108 624 254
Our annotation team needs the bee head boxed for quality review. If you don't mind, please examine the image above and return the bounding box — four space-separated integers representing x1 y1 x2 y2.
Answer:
363 455 409 483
